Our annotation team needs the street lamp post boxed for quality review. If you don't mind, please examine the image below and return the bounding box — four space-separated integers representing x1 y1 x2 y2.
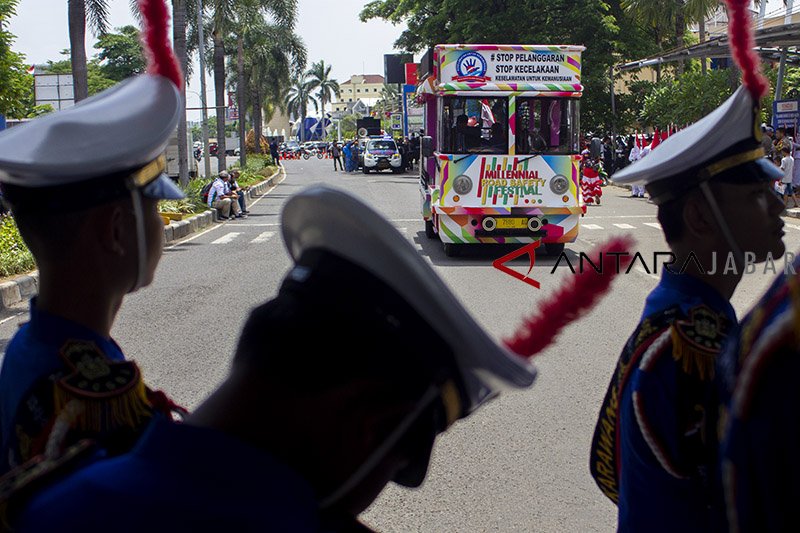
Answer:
197 3 212 180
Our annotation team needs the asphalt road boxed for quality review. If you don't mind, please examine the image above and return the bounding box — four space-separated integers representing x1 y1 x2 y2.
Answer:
1 158 797 532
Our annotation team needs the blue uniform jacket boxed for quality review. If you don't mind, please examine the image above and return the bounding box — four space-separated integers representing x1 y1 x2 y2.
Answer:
717 257 800 532
0 299 125 472
591 270 735 533
15 418 321 532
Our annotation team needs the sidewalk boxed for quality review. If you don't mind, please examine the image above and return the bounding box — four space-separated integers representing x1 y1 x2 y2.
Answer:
0 167 285 311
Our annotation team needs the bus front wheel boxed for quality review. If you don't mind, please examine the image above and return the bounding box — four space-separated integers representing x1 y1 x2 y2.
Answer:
443 243 460 257
425 220 436 239
544 243 565 256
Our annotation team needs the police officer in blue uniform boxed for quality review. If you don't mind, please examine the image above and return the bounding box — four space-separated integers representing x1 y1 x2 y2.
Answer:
717 254 800 532
0 0 185 477
589 83 786 530
11 186 540 531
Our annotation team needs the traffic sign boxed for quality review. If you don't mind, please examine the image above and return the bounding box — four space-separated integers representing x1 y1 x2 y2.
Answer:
773 99 799 130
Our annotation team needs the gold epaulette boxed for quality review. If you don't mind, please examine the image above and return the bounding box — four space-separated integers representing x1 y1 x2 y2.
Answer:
670 305 726 381
54 340 153 438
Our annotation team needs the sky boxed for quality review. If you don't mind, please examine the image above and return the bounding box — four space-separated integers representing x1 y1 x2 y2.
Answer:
9 0 409 120
8 0 793 120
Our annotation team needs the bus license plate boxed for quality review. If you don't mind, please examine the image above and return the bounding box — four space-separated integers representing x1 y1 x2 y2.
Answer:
496 218 527 229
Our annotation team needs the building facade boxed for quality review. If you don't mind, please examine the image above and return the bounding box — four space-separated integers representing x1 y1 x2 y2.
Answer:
331 74 385 115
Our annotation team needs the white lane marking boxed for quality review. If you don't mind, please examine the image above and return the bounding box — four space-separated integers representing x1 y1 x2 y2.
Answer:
0 312 24 326
211 232 242 245
251 231 275 244
228 223 280 227
643 222 662 229
582 224 604 230
395 227 407 234
165 223 221 249
166 167 284 249
785 223 800 231
613 223 636 229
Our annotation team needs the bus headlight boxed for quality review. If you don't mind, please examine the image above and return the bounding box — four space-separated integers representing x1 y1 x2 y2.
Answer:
527 217 542 231
550 174 569 195
453 175 473 195
482 217 496 231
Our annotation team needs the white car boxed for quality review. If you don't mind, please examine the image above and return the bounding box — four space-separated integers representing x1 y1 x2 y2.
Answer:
363 138 403 174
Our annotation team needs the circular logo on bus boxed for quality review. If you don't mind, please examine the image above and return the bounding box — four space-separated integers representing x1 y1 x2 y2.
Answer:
454 52 488 81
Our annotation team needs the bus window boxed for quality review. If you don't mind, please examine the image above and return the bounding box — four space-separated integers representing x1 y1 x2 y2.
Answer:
440 97 508 155
516 98 580 155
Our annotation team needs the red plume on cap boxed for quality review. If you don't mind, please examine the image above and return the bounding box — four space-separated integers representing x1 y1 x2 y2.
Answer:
725 0 768 99
503 236 635 359
138 0 183 89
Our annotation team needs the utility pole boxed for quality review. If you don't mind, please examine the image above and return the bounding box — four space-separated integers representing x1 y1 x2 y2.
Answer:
776 47 788 101
197 2 212 180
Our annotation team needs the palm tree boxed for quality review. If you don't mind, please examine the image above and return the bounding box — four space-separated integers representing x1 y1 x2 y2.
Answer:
172 0 190 185
285 78 318 142
623 0 721 78
305 60 340 138
208 0 297 172
67 0 109 102
375 84 399 116
227 21 306 156
684 0 721 75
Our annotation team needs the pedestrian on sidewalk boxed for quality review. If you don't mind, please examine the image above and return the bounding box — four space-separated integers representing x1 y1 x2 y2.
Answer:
270 140 282 167
208 171 244 219
342 141 353 172
780 146 797 208
350 140 360 172
229 169 250 214
589 42 786 532
0 0 186 479
331 141 343 171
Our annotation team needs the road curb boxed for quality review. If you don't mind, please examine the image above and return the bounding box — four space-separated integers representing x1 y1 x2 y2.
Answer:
0 272 39 311
0 167 286 311
162 166 282 245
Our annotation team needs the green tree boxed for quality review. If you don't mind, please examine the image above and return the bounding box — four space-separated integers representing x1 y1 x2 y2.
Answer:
285 77 318 142
67 0 112 102
94 25 144 81
305 60 339 123
373 84 399 116
43 50 117 97
640 69 732 126
207 0 297 171
236 22 306 155
340 113 358 138
360 0 621 131
0 0 34 118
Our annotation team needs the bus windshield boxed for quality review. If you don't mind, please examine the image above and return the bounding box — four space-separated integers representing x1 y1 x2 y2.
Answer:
440 97 508 155
515 98 579 155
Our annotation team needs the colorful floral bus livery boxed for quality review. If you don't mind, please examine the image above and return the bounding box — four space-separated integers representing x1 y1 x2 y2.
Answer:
418 44 585 256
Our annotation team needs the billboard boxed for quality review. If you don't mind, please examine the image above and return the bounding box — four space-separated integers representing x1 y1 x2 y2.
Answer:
773 99 800 131
384 53 414 84
402 84 423 136
34 73 75 110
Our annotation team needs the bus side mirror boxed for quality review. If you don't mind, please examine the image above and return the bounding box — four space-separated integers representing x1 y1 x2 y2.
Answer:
421 136 434 158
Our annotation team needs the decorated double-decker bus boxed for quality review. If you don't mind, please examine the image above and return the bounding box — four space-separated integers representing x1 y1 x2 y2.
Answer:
417 44 584 257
